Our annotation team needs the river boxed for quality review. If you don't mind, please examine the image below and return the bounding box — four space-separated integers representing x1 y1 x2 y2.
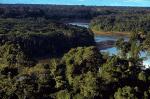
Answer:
68 22 150 68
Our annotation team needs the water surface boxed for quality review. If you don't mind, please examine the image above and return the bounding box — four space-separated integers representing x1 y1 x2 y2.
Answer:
68 22 89 28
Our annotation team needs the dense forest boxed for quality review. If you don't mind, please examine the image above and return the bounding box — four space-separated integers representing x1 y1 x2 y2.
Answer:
0 18 95 58
90 14 150 33
1 4 150 20
1 4 150 99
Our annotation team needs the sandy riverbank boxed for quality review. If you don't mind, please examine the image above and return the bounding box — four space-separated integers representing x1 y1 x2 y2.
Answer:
92 29 130 37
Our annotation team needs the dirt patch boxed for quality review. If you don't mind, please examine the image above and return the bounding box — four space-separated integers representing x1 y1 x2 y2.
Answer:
92 29 130 37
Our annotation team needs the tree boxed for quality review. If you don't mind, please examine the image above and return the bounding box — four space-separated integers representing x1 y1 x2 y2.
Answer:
138 71 147 82
63 46 103 85
99 56 129 84
114 86 139 99
129 41 142 59
0 42 28 67
56 90 71 99
80 72 100 98
61 46 103 98
116 38 130 58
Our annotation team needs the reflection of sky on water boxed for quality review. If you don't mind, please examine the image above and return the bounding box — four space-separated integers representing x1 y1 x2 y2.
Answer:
140 52 150 68
101 47 118 55
68 22 89 28
101 47 150 68
95 35 128 42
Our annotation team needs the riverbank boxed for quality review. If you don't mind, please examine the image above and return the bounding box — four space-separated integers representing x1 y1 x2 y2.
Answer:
92 29 130 37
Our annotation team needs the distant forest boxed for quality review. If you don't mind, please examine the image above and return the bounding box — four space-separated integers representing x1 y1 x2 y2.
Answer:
1 4 150 20
90 14 150 33
1 4 150 33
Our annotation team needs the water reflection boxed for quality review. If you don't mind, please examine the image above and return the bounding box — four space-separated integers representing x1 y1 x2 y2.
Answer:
68 22 89 28
95 35 128 42
100 47 150 68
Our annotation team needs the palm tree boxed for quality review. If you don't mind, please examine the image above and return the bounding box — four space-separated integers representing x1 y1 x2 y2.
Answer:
129 41 142 59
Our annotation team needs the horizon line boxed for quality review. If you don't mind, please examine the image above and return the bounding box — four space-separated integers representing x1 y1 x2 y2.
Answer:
0 3 150 8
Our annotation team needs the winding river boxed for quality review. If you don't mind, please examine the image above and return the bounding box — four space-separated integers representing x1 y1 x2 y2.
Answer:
68 22 150 68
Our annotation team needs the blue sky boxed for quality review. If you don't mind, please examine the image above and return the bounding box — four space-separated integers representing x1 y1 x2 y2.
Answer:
1 0 150 7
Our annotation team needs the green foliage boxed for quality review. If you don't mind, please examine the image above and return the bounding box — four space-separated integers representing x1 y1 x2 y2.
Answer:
143 34 150 52
99 56 129 83
90 14 150 33
116 38 131 58
0 18 95 58
1 5 150 99
73 94 85 99
0 42 27 67
60 46 103 98
129 41 142 59
0 78 17 98
1 5 150 21
143 87 150 99
114 86 139 99
49 59 67 89
80 72 99 98
56 90 71 99
63 46 102 85
138 71 147 82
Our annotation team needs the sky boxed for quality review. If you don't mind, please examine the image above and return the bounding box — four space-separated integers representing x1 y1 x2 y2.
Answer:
1 0 150 7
